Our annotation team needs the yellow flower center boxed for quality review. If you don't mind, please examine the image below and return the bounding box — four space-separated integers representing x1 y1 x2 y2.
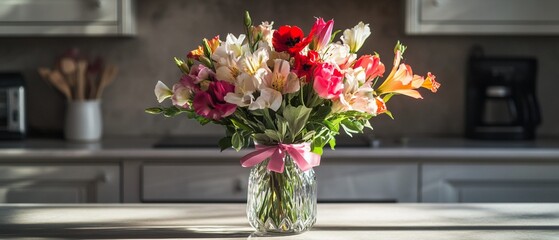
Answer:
271 72 285 93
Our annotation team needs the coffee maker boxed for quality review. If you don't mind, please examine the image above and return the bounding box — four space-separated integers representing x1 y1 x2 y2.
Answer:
465 50 541 140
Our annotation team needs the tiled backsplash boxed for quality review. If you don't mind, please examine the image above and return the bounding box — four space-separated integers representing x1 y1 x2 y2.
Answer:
1 0 558 138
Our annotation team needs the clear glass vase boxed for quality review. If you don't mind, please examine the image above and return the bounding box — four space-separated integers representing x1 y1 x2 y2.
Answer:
246 154 317 235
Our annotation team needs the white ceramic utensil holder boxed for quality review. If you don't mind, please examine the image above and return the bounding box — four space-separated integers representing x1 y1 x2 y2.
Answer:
64 100 102 142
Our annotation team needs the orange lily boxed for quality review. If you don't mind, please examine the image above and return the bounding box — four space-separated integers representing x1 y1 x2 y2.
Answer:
187 36 220 60
376 42 438 99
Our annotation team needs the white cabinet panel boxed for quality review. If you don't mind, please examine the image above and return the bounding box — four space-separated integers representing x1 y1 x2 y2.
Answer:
422 164 559 202
0 0 135 36
316 163 418 202
0 164 120 203
406 0 559 34
142 164 250 202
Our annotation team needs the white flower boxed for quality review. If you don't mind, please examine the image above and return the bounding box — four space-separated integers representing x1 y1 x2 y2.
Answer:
249 88 282 111
212 34 250 82
321 42 355 67
171 83 191 107
224 73 260 107
261 59 300 94
240 47 269 76
154 81 172 103
343 67 367 94
252 21 274 47
341 21 371 53
333 87 377 114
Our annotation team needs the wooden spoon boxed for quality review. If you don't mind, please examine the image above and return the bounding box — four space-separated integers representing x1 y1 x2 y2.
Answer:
48 70 73 100
76 59 88 101
60 57 77 96
95 65 118 99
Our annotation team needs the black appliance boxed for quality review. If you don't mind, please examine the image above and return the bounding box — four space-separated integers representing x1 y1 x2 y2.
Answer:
465 56 541 140
0 73 26 139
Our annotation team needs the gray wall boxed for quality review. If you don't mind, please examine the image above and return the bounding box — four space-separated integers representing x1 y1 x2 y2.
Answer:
1 0 558 138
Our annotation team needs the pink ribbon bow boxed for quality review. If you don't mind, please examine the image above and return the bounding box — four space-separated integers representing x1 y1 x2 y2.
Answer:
240 143 321 173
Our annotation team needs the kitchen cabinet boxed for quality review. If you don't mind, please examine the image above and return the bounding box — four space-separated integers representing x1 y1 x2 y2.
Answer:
422 164 559 202
141 163 250 202
316 163 418 202
406 0 559 35
0 164 120 203
0 0 135 36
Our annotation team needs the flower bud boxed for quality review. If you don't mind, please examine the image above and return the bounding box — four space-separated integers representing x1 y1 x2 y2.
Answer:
244 11 252 28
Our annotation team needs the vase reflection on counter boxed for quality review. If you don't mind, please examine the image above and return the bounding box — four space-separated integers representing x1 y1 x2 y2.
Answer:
247 154 317 235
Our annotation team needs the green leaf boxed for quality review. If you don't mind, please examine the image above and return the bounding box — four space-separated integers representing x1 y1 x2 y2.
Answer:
275 114 288 141
282 105 312 140
231 118 253 132
264 129 281 143
231 132 244 151
310 105 331 122
341 119 364 137
328 136 336 150
218 137 232 151
384 110 395 119
329 29 342 43
145 107 163 114
382 93 394 103
302 130 316 142
253 133 273 145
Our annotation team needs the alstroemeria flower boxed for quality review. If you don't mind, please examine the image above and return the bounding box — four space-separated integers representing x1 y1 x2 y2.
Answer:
154 81 172 103
376 42 440 99
321 42 355 68
333 90 377 114
240 47 269 76
251 21 275 47
212 34 249 82
313 62 344 99
309 18 334 51
422 72 440 93
224 73 260 107
272 25 313 55
187 35 220 60
262 59 300 94
193 81 236 120
249 88 282 111
172 82 191 108
341 22 371 53
294 50 320 82
353 54 385 80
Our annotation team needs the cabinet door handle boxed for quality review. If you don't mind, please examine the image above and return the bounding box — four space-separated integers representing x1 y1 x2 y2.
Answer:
97 173 110 183
233 179 243 193
89 0 102 9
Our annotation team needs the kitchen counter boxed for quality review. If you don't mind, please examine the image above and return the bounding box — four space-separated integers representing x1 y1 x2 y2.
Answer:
0 203 557 239
1 137 559 161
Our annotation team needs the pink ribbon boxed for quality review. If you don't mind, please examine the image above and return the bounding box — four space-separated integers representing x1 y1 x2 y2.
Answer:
240 143 321 173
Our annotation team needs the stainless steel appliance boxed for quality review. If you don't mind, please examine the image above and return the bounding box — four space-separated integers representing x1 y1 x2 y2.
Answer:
465 55 541 140
0 73 25 139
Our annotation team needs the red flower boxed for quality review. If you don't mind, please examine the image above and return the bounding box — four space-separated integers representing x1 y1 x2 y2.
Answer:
272 25 313 55
193 81 236 120
294 51 320 82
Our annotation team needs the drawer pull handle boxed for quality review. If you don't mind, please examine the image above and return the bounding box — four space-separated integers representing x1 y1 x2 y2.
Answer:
233 179 243 193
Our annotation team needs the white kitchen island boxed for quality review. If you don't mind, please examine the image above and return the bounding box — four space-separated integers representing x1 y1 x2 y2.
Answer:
0 203 558 239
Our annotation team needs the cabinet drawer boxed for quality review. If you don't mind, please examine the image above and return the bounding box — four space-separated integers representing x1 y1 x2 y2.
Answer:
0 0 118 22
316 163 418 202
0 164 120 203
142 164 250 202
422 164 559 203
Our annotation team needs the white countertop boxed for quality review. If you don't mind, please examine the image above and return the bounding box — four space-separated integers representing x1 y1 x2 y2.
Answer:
1 137 559 161
0 203 558 239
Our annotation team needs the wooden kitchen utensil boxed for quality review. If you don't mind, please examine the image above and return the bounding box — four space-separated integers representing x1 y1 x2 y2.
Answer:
60 57 77 96
47 70 73 100
76 59 88 100
95 65 118 99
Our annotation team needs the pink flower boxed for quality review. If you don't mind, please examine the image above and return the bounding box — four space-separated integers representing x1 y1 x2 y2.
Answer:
309 18 334 51
180 64 215 91
353 55 385 80
193 81 237 120
313 63 344 99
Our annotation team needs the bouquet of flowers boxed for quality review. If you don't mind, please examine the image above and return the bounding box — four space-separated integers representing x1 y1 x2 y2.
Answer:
147 11 439 234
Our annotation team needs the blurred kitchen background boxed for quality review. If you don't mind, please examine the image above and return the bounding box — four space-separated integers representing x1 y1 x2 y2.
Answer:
3 0 557 139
